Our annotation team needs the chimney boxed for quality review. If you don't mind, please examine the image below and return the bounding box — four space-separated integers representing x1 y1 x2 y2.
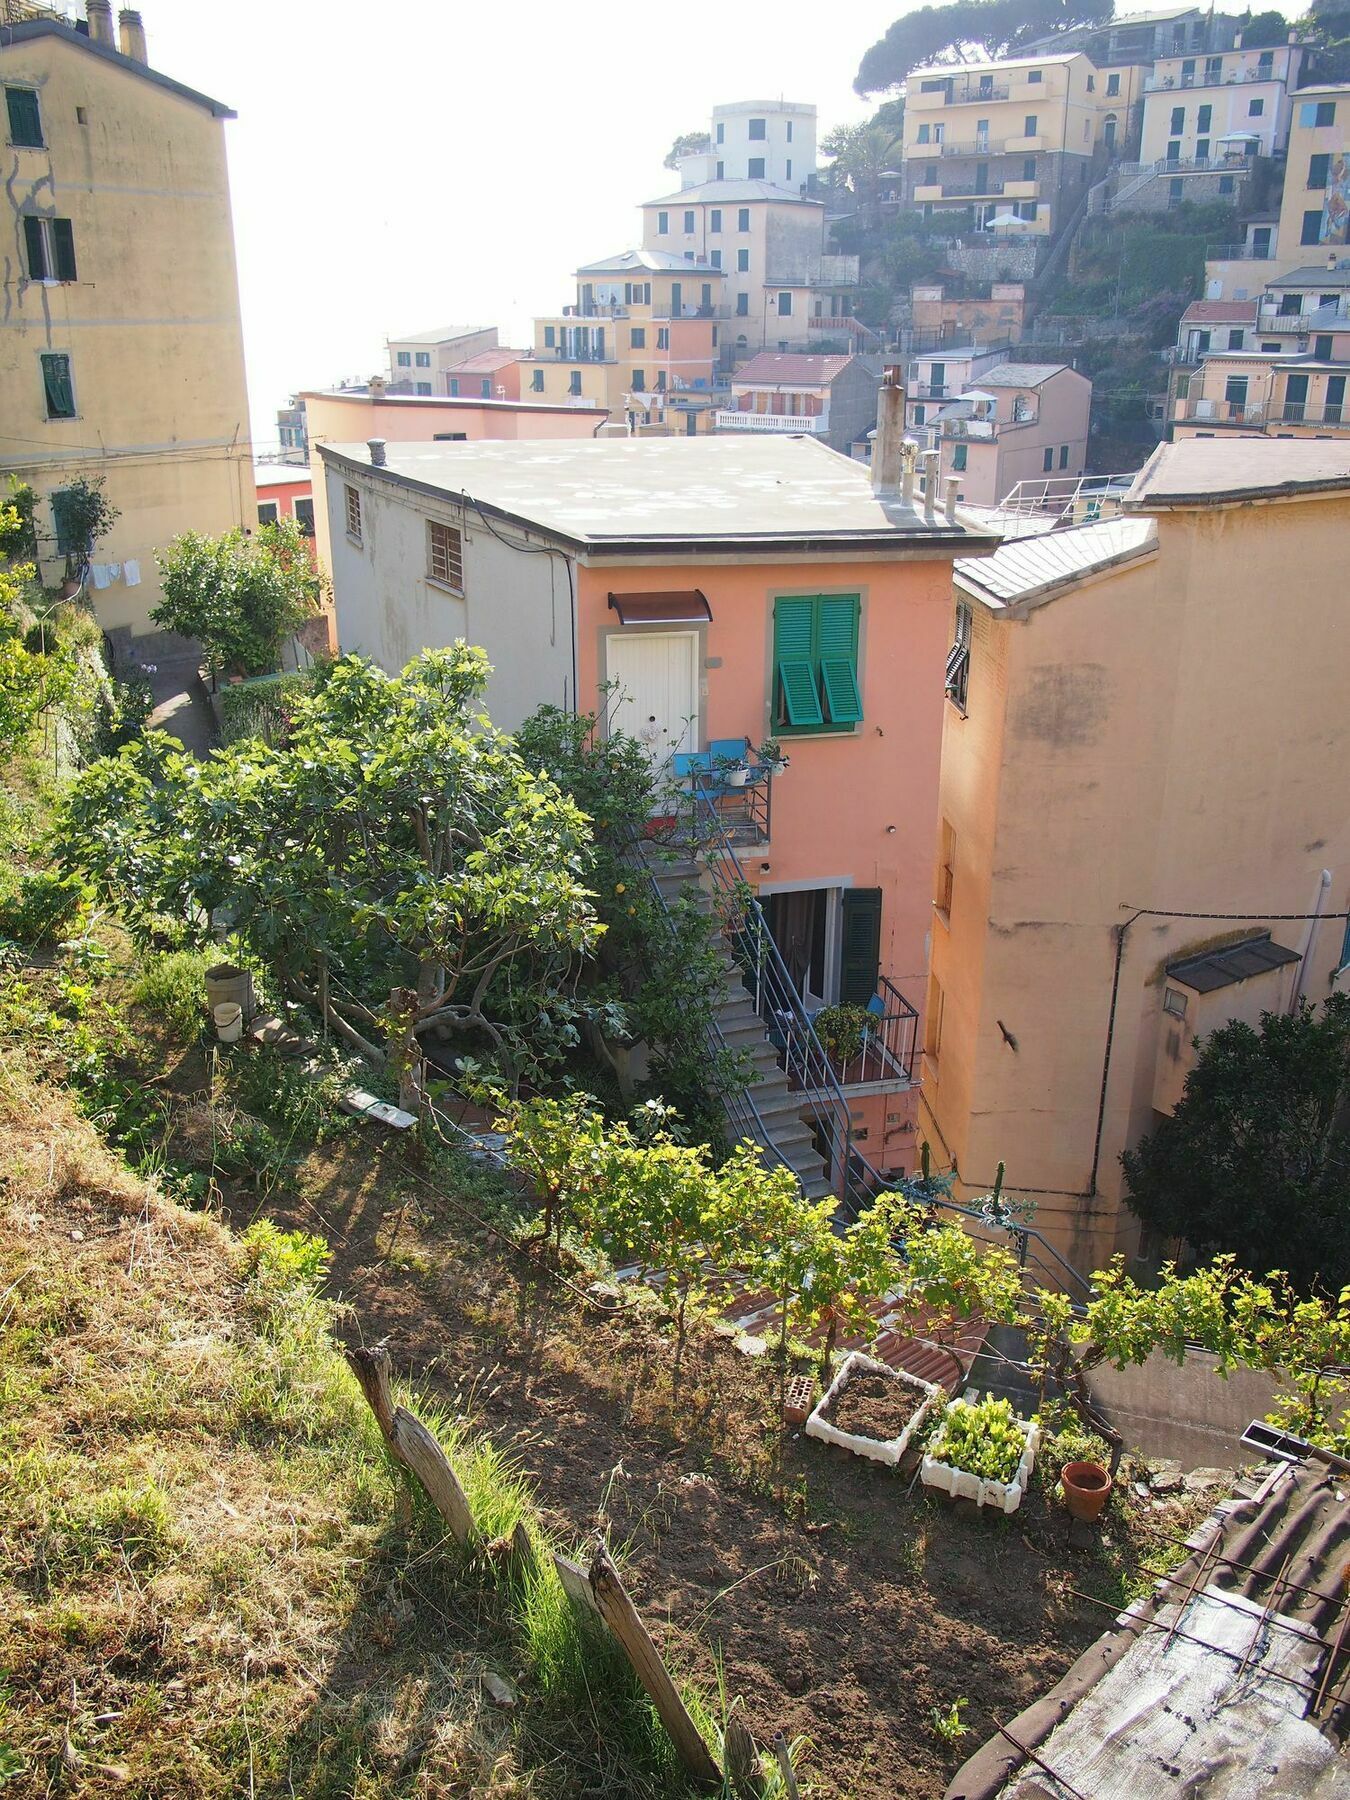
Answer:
871 365 907 495
368 438 387 467
921 449 940 518
117 8 147 63
1329 252 1339 273
943 475 960 523
86 0 115 46
368 375 386 399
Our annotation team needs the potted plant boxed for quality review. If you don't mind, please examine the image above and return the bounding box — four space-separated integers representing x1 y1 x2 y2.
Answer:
815 1002 874 1069
755 737 789 776
921 1392 1040 1515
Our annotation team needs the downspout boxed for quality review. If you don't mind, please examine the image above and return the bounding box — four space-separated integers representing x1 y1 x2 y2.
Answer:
1290 869 1332 1011
1089 908 1143 1197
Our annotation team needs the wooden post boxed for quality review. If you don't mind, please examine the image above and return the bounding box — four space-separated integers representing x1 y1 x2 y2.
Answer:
725 1716 765 1798
389 1406 477 1548
772 1733 801 1799
587 1542 722 1792
346 1344 397 1440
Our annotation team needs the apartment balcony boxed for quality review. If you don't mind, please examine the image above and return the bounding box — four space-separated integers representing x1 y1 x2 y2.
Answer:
910 381 953 400
817 253 861 287
936 136 1010 157
1002 179 1039 199
1145 65 1278 90
1258 303 1350 332
1273 402 1347 425
941 416 1000 439
1174 395 1268 424
1156 152 1254 174
925 76 1011 104
1207 242 1274 261
564 302 631 319
940 180 1007 198
806 314 880 341
715 407 830 434
539 345 616 364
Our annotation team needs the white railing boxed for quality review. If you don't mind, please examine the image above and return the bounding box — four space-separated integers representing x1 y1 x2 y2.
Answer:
714 409 829 433
1258 304 1350 331
986 472 1139 524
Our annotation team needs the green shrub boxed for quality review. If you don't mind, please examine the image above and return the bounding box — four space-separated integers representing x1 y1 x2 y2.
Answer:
130 948 214 1036
219 671 317 745
0 869 91 945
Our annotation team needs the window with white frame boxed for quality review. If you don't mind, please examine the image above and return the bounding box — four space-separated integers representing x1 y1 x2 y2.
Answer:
428 520 463 590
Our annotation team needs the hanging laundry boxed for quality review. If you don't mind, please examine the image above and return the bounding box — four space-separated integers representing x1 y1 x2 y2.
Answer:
122 560 141 586
90 563 112 589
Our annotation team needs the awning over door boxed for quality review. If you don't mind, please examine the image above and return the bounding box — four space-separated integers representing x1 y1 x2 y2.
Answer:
608 590 712 625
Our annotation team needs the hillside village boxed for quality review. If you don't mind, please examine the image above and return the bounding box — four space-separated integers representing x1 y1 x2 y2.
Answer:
2 1 1350 1796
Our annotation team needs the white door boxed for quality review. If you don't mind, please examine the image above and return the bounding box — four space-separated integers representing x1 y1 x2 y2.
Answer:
605 631 699 768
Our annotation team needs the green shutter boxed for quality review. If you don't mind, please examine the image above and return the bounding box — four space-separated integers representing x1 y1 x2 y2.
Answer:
22 215 46 280
6 87 43 147
773 596 822 727
41 353 74 419
817 595 862 725
52 218 76 281
51 487 78 555
821 658 863 724
839 888 882 1006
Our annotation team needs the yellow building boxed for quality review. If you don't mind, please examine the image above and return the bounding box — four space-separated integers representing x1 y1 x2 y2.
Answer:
927 440 1350 1278
521 250 727 432
0 1 253 643
902 52 1110 238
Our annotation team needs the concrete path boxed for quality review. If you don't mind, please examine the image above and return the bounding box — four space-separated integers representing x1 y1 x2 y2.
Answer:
144 654 217 757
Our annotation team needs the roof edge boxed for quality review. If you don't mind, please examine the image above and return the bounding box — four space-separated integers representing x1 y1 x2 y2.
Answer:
2 18 235 118
955 533 1158 612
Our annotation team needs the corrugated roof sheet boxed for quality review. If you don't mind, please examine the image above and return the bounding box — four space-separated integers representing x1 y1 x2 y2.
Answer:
977 362 1071 388
948 1459 1350 1800
1166 933 1301 994
955 515 1156 607
734 352 856 384
1273 264 1350 289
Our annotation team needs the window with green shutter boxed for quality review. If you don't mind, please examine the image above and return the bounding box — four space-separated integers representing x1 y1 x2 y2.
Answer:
5 86 43 148
772 593 862 734
22 215 47 280
40 352 75 419
839 888 882 1004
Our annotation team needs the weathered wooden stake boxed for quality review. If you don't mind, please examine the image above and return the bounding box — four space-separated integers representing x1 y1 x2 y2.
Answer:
724 1716 765 1798
587 1541 722 1792
773 1732 801 1799
389 1406 477 1548
346 1342 412 1527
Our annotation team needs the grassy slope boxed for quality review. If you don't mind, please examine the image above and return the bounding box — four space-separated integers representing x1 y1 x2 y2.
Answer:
0 1052 716 1798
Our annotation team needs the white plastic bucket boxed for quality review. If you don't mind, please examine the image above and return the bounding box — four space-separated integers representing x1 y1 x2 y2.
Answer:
213 1001 243 1044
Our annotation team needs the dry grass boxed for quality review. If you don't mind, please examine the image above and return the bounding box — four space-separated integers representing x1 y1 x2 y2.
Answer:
0 1056 711 1798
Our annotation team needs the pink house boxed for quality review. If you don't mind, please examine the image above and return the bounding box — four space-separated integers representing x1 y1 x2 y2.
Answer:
318 405 997 1186
920 362 1092 508
253 463 313 535
443 347 527 402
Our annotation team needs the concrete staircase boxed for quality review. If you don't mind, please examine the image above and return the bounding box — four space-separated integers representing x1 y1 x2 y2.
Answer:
647 854 834 1200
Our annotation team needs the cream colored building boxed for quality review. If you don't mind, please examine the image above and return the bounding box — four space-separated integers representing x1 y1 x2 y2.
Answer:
927 440 1350 1277
0 1 253 641
1139 40 1303 168
902 52 1109 239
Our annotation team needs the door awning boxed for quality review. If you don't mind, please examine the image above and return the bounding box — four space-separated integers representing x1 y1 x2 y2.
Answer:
608 590 712 625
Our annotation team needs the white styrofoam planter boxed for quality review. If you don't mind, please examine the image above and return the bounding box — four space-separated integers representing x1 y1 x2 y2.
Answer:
804 1351 941 1467
920 1398 1041 1514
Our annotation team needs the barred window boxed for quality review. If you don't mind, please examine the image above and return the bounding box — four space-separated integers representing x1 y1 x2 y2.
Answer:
428 520 463 590
344 484 362 542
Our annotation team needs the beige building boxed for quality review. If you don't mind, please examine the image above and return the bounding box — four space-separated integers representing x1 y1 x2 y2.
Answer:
915 362 1092 507
0 1 253 641
902 52 1111 239
926 439 1350 1276
1139 40 1303 168
386 325 499 394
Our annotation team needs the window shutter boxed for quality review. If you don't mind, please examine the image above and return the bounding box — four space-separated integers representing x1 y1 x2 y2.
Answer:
51 488 77 554
6 87 43 147
839 888 882 1006
42 353 74 418
821 658 862 724
22 214 46 280
817 593 861 722
774 596 822 726
52 218 76 281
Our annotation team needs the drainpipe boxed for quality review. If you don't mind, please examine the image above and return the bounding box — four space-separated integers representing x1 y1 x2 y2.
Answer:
1089 909 1142 1197
1290 869 1332 1011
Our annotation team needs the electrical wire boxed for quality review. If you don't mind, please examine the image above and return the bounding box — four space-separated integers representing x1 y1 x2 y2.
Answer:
458 489 579 712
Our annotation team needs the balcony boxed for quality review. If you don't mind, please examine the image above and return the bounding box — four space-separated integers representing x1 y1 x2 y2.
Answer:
942 416 1000 438
715 407 830 433
909 382 952 400
806 315 879 341
539 345 616 364
1156 153 1253 175
1273 402 1347 425
941 180 1006 198
1174 395 1268 424
564 302 631 319
937 136 1009 157
1145 64 1278 90
1258 304 1350 333
790 977 920 1094
1207 242 1274 261
920 75 1011 105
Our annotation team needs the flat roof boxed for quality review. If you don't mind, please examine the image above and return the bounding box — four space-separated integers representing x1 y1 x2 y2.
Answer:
1270 264 1350 289
1166 932 1300 993
734 352 858 383
1127 438 1350 507
254 464 311 489
316 434 997 554
387 325 493 346
301 389 607 418
978 362 1072 388
2 17 234 116
955 515 1156 609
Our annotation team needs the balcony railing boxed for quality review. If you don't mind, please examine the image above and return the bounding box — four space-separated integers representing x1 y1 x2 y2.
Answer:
1207 242 1274 261
714 408 830 433
937 137 1009 157
810 976 920 1091
806 315 882 343
543 346 616 363
941 180 1006 197
564 303 631 319
1156 152 1253 174
1259 304 1350 332
918 76 1010 104
909 382 951 400
1274 402 1346 425
1145 63 1278 90
1174 396 1268 423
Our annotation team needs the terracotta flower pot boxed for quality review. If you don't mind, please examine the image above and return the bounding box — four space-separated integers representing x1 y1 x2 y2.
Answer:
1061 1460 1112 1522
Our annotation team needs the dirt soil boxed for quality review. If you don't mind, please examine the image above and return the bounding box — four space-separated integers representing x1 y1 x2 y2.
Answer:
826 1371 926 1442
125 1036 1217 1800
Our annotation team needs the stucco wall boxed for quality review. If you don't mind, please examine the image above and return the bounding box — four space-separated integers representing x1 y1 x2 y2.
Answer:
323 459 573 730
0 30 253 634
928 493 1350 1276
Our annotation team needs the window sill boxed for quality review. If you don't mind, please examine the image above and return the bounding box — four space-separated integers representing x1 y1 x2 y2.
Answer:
945 696 969 718
776 727 863 740
345 533 363 548
425 577 465 598
933 906 951 929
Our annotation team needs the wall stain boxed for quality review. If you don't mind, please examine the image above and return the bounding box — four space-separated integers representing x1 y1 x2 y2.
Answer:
1011 662 1109 748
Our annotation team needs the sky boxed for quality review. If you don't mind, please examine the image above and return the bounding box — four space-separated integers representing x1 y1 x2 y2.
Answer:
137 0 908 451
